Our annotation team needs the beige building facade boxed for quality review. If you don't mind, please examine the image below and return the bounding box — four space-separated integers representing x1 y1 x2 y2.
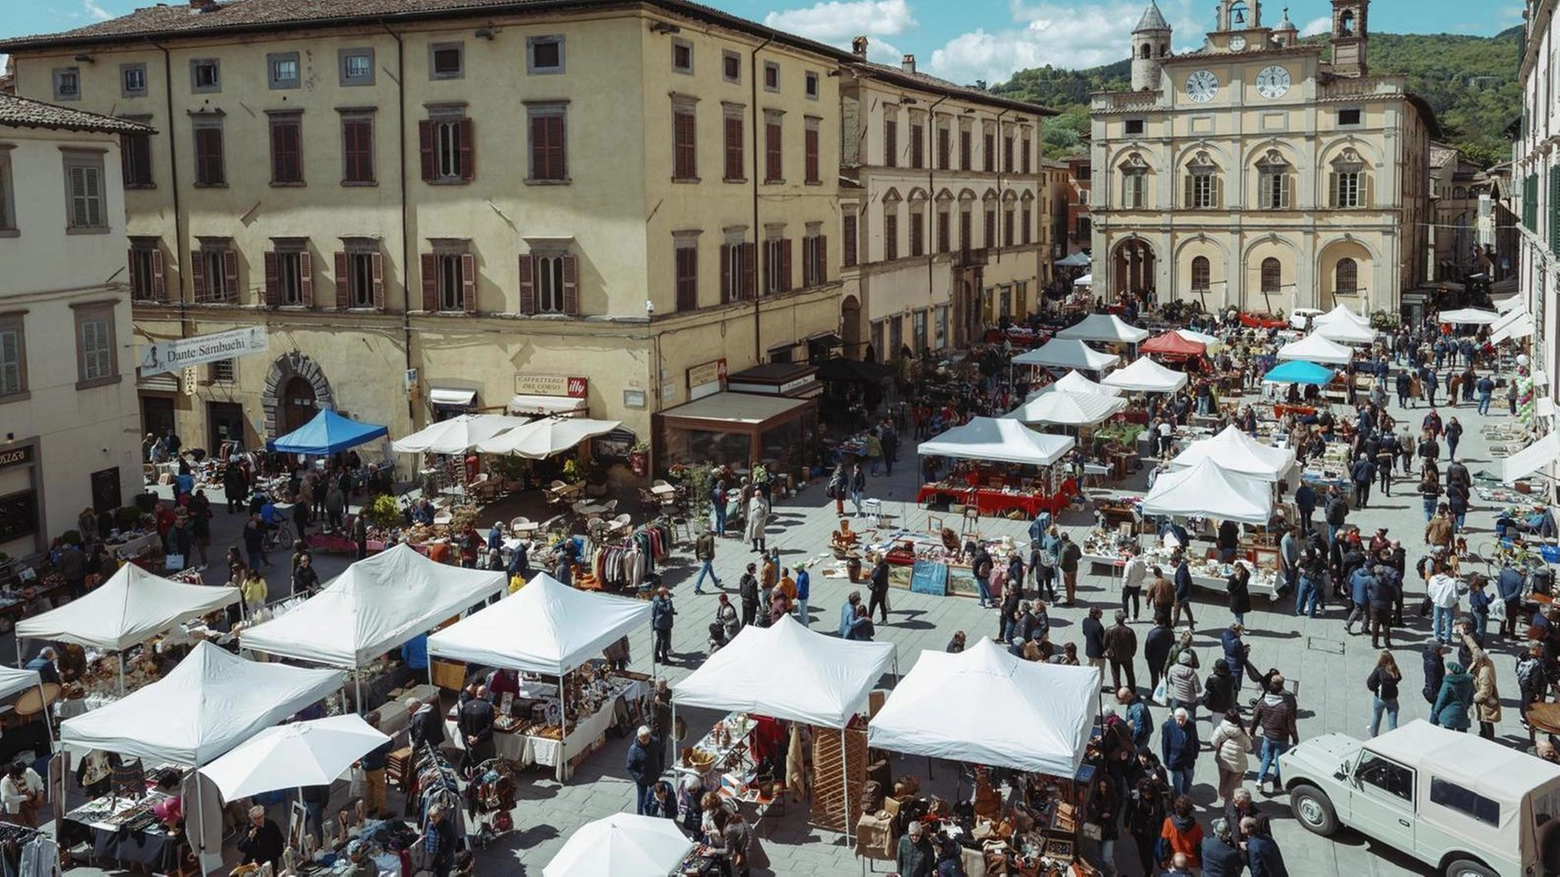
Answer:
0 0 849 469
837 42 1052 355
1091 0 1435 317
0 95 148 555
1514 0 1560 403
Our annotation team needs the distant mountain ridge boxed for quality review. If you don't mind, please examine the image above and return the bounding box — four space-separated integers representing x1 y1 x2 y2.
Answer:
990 27 1523 167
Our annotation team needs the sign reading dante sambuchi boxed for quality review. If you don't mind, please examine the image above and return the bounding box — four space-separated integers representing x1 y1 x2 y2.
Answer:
138 327 269 377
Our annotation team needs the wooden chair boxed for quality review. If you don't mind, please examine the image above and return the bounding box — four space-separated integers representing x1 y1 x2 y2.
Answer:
607 514 633 538
510 516 538 539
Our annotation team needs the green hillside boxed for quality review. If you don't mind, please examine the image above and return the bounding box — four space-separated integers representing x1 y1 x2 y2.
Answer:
990 27 1523 167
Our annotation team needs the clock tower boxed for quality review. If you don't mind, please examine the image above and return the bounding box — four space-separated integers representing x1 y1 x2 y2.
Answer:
1331 0 1369 77
1211 0 1273 53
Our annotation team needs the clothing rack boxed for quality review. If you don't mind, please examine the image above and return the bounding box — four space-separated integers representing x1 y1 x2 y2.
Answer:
410 744 465 853
0 821 57 877
587 520 673 590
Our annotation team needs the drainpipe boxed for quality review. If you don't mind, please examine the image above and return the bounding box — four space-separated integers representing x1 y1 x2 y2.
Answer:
151 40 187 339
750 32 774 363
380 22 416 424
984 107 1009 343
925 95 947 348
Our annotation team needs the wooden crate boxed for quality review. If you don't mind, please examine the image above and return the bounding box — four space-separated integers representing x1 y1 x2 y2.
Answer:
429 659 466 691
810 726 868 834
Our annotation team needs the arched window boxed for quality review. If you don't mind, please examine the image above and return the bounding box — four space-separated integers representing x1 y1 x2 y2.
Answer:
1159 43 1169 57
1336 258 1358 294
1191 256 1211 291
1140 44 1152 59
1261 257 1281 293
1339 10 1354 35
1452 187 1467 200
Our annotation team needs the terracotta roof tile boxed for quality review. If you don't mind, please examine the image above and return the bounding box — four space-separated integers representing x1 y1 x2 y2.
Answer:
0 92 154 135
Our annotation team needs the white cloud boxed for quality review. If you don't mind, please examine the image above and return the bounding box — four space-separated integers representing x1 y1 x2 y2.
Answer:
926 0 1204 85
83 0 113 21
763 0 917 41
1300 16 1331 37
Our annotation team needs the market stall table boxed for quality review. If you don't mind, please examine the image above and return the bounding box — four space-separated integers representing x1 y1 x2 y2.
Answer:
915 482 1078 517
61 787 184 871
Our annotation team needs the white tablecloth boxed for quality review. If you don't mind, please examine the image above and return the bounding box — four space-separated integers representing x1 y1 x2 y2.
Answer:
106 532 161 560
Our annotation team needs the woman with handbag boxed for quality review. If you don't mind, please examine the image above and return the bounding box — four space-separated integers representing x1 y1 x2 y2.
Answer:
1084 775 1119 874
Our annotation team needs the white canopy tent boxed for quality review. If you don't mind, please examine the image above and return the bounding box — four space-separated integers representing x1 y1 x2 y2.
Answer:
1141 457 1273 525
200 714 389 800
1004 390 1127 427
1276 333 1354 365
476 417 622 458
1029 370 1122 398
1101 357 1189 394
240 543 505 686
1011 339 1120 372
868 638 1099 777
1054 313 1150 344
1176 328 1225 353
390 413 530 455
0 667 51 744
1311 304 1371 329
1074 273 1093 286
1311 318 1377 345
543 814 694 877
16 562 239 652
1437 308 1502 325
1502 433 1560 485
427 573 649 674
1169 425 1296 482
919 417 1076 467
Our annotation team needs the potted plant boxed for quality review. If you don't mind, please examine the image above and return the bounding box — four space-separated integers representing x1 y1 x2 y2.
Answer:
364 494 403 529
629 440 651 477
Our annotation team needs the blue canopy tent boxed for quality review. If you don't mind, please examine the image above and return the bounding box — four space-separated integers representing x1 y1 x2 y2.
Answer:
1262 360 1335 386
267 409 389 454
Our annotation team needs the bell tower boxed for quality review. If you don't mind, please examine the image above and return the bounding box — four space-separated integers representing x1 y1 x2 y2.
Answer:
1131 0 1172 91
1216 0 1260 32
1331 0 1368 77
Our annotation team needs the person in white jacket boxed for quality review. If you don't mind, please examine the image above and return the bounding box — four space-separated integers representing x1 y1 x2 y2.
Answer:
1426 565 1462 644
1209 707 1254 805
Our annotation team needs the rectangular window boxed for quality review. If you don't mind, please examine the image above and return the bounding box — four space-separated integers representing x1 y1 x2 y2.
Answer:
959 209 971 253
437 253 465 311
269 114 303 184
1259 169 1291 209
0 315 25 399
884 211 898 261
983 131 995 172
959 129 972 170
1004 134 1015 173
984 208 996 248
763 61 779 92
195 244 236 302
1021 206 1032 244
765 117 783 183
1123 171 1145 208
342 115 375 184
121 63 147 98
209 358 235 383
1021 139 1032 174
936 210 950 254
267 246 311 307
805 71 819 99
430 43 463 79
528 105 567 182
267 52 300 89
910 211 924 257
884 118 898 168
723 110 745 181
122 133 154 188
675 243 698 311
937 127 950 170
74 303 117 387
764 237 789 293
1076 216 1091 241
673 107 697 181
528 36 565 74
842 213 857 267
338 244 382 309
420 114 473 183
1125 118 1145 135
1187 170 1217 208
53 67 80 101
672 39 693 74
128 241 164 301
912 309 927 352
340 48 375 86
1332 171 1362 208
1004 209 1015 247
190 59 220 93
723 51 741 83
1338 107 1362 126
533 253 570 313
804 121 820 184
1191 257 1211 291
63 153 106 232
194 120 225 186
802 234 825 286
910 123 924 169
720 241 749 302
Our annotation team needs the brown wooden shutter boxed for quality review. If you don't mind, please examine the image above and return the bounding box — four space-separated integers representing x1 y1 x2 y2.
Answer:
263 252 280 307
460 252 477 313
191 250 207 301
780 238 792 292
518 254 536 315
370 254 385 310
458 118 475 182
720 245 731 303
418 121 436 182
561 254 579 315
741 242 756 299
223 249 239 302
299 252 314 307
818 236 827 284
1329 172 1339 208
126 249 137 297
151 249 166 300
420 253 437 311
334 252 350 309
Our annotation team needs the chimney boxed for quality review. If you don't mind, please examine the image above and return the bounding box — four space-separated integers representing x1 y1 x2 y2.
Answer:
851 36 868 58
189 0 217 8
901 54 916 74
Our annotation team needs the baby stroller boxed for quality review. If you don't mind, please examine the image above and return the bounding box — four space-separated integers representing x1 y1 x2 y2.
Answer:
708 622 728 655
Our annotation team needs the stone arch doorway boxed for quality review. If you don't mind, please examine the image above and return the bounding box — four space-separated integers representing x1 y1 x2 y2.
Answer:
262 351 335 439
840 295 863 359
1112 239 1156 297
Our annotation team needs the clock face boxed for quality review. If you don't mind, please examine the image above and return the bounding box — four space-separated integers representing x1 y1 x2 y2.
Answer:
1256 65 1292 99
1185 70 1219 103
1229 35 1247 51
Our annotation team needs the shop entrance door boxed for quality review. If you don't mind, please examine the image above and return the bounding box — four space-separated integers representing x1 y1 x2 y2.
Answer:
142 395 176 441
280 377 317 435
208 402 246 453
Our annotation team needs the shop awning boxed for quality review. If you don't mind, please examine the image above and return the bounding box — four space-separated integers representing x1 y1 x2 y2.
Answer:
1437 308 1501 326
1493 314 1535 344
1502 432 1560 485
136 372 180 393
507 394 588 416
660 392 811 426
429 387 477 406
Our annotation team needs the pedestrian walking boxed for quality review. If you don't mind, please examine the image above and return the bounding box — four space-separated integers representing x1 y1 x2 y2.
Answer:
1366 650 1401 737
693 528 721 594
849 463 867 517
738 563 759 628
1210 708 1253 805
651 587 676 664
745 492 769 552
868 557 891 624
1104 610 1139 692
625 725 665 816
1249 674 1299 794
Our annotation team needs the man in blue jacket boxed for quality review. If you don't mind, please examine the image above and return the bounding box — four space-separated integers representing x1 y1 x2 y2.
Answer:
1160 708 1200 798
1172 553 1196 630
625 725 664 815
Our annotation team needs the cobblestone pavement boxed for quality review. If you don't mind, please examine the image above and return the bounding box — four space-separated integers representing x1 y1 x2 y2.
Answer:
55 383 1529 876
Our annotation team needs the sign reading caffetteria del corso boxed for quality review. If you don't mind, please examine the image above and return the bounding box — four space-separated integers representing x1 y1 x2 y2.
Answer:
138 327 269 377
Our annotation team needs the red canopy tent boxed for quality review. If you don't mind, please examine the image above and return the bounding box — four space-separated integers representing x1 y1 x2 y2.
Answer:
1140 332 1207 358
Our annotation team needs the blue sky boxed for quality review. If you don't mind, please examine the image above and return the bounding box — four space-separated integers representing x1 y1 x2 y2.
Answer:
3 0 1527 85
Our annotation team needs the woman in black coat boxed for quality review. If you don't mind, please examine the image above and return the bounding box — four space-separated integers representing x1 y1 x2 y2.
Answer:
1226 564 1253 626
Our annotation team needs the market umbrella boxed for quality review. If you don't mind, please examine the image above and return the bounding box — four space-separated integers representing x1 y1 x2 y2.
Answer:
199 714 390 800
475 417 622 458
390 413 530 455
542 814 694 877
1262 360 1335 386
1437 307 1501 325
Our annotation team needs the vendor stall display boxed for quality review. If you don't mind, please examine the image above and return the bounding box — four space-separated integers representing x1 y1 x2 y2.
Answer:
61 775 187 872
1081 527 1280 599
917 465 1075 518
863 529 1022 599
445 663 650 771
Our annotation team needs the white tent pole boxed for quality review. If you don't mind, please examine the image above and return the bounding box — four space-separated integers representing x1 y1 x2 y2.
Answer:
839 725 851 848
354 673 364 716
117 653 125 697
13 639 20 669
557 664 568 783
195 761 208 861
36 680 54 746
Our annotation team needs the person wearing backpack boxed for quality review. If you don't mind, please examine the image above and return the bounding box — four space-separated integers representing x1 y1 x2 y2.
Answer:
1323 486 1350 547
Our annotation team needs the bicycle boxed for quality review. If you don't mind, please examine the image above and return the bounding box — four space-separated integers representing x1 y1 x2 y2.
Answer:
1472 537 1547 577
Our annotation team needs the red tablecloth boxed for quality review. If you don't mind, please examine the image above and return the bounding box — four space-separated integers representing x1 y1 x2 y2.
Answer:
1274 404 1318 418
917 479 1077 516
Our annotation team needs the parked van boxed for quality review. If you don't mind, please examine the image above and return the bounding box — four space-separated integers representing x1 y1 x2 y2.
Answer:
1279 720 1560 877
